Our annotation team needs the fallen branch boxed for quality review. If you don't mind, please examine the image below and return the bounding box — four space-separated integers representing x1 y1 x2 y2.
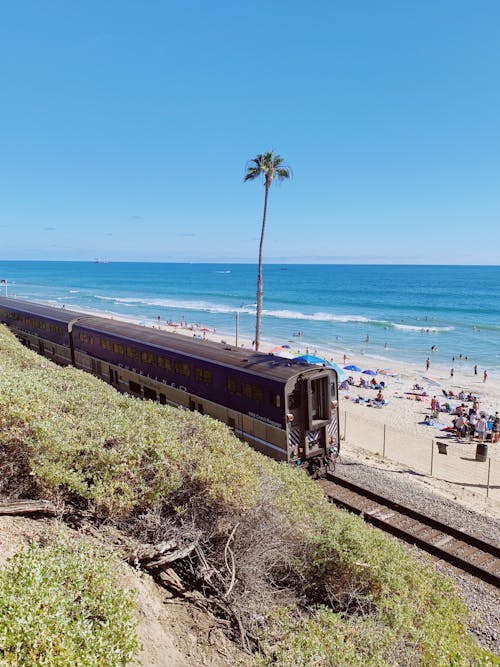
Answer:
0 499 58 516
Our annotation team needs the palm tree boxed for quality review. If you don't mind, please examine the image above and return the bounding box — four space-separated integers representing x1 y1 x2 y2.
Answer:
244 151 291 351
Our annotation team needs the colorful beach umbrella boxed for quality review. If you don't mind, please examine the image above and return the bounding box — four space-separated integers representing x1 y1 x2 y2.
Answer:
344 364 361 371
362 369 377 376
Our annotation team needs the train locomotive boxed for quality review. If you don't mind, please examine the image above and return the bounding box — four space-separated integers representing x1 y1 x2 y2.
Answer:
0 297 339 474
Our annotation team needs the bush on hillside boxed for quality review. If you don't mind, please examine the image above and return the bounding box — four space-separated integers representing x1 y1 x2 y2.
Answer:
0 536 139 666
0 325 496 666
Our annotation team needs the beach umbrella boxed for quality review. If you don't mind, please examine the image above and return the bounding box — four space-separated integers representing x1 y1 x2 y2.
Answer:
362 369 377 376
344 364 361 372
294 354 332 366
294 355 347 379
328 362 348 381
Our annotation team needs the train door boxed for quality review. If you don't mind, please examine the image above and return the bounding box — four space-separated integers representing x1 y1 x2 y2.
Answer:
38 340 45 355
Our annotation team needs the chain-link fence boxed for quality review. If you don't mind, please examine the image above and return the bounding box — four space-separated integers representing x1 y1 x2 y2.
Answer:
340 410 499 501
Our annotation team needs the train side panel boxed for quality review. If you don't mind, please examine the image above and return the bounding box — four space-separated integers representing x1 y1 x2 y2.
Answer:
0 303 73 365
71 323 291 460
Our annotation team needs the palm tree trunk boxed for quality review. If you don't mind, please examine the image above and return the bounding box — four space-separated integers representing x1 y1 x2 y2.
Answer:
255 182 269 351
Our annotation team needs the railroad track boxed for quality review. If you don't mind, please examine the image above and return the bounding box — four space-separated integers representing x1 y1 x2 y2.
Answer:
321 474 500 588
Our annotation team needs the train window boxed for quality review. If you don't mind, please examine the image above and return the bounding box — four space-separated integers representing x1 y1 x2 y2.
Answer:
79 332 94 344
227 376 237 394
195 367 212 385
242 382 263 402
126 346 139 359
144 387 157 400
288 387 301 410
101 339 113 351
174 361 190 377
157 355 172 371
113 342 124 355
308 376 331 427
141 351 154 364
270 392 281 408
129 380 141 394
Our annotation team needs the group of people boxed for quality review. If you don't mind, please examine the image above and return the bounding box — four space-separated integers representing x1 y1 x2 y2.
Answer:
429 393 500 442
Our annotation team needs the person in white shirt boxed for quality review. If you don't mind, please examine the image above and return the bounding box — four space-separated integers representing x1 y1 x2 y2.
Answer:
476 416 488 442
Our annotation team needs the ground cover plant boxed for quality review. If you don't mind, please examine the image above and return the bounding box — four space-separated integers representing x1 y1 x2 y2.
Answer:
0 536 139 666
0 324 497 666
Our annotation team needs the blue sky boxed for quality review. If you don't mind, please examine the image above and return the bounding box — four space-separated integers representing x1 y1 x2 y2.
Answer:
0 1 499 264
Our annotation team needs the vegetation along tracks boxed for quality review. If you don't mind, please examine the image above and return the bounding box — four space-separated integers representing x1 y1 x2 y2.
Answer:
319 474 500 588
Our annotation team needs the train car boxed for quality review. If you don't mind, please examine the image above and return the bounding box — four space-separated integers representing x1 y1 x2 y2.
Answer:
0 297 339 472
0 297 80 365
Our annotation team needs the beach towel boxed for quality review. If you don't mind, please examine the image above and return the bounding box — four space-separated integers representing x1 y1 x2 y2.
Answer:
419 419 446 428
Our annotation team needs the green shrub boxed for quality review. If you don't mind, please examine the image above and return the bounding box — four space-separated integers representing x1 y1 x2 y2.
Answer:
0 325 497 666
0 537 139 666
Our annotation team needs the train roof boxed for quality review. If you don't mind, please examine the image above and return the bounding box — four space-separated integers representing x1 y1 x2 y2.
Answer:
0 297 336 382
74 315 323 382
0 297 84 324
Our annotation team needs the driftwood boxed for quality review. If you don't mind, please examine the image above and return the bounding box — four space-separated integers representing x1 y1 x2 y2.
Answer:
125 538 197 571
0 499 58 516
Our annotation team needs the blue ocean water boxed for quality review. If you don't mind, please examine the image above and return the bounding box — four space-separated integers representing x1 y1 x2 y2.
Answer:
1 261 499 372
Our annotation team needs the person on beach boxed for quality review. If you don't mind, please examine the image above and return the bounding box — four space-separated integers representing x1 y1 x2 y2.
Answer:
343 354 347 364
468 410 477 437
431 396 436 411
365 335 369 343
474 364 478 376
476 415 488 442
450 367 454 378
492 413 500 443
425 357 430 371
483 369 488 383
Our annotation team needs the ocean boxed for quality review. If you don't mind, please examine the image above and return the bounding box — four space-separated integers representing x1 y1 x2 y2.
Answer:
1 261 499 372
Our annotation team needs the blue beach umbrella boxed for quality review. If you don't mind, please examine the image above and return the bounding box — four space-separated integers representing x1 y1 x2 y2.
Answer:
295 354 332 365
344 364 361 372
328 362 348 381
362 369 377 376
294 355 347 380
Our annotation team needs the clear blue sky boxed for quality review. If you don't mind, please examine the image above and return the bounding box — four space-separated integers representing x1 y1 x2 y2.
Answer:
1 1 499 264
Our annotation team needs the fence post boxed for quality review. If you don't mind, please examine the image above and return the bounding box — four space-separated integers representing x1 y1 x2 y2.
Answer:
430 439 434 476
383 423 386 457
486 458 491 498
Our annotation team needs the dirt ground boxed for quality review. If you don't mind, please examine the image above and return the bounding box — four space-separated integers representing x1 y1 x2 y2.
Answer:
0 516 252 667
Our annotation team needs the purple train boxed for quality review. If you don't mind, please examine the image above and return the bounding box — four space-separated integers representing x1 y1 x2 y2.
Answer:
0 297 339 475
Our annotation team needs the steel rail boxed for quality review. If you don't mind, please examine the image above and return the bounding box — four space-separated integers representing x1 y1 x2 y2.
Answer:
322 473 500 588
